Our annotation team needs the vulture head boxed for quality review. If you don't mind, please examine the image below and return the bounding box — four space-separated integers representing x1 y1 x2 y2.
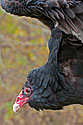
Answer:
13 65 63 113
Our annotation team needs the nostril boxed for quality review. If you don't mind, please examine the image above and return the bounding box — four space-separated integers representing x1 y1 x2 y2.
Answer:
16 97 20 103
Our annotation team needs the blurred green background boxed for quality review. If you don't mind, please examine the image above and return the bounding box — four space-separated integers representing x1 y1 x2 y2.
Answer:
0 7 83 125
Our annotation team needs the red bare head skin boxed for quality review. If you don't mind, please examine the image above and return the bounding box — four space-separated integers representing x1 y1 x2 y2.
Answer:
16 91 29 107
13 83 32 113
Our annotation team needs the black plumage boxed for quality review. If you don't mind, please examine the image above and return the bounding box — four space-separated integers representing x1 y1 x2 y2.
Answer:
13 28 83 112
1 0 83 112
1 0 83 42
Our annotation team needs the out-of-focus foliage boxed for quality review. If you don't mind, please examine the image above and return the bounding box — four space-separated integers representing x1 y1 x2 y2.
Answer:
0 7 83 125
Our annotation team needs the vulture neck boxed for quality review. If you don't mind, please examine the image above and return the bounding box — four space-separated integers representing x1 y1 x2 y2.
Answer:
46 28 62 73
46 28 83 107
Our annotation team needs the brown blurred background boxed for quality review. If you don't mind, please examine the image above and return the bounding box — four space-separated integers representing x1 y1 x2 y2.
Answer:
0 7 83 125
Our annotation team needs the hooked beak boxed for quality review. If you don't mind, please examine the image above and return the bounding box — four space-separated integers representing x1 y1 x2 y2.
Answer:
13 91 29 113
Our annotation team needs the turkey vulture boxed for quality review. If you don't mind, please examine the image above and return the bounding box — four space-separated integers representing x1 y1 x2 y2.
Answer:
1 0 83 42
13 28 83 112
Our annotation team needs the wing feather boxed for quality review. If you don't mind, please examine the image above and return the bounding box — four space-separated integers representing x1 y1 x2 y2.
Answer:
71 2 83 14
59 19 71 33
64 8 75 19
44 0 83 35
72 16 83 29
78 13 83 22
1 0 83 38
56 9 65 19
51 10 60 19
65 17 78 32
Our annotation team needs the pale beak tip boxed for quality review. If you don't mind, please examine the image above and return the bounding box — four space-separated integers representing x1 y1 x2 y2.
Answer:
13 103 20 113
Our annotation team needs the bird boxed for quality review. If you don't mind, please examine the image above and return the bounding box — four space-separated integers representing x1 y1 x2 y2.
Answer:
13 28 83 113
1 0 83 43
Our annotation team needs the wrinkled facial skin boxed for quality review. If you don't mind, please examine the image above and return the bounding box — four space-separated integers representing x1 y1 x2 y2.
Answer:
13 81 33 113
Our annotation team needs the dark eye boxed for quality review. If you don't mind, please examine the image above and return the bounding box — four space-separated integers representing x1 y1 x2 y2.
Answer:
24 88 31 94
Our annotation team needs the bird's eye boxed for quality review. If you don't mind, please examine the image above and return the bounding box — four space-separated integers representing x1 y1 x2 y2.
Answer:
24 88 31 94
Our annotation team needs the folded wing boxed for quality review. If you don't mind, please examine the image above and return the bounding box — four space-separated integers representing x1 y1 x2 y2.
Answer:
1 0 83 41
